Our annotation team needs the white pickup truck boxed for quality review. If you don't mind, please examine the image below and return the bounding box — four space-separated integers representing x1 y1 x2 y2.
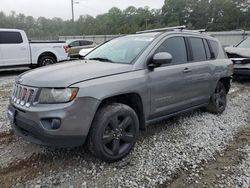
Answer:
0 29 69 68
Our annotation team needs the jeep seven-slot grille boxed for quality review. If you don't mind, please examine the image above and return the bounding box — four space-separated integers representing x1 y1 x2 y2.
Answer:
11 84 37 107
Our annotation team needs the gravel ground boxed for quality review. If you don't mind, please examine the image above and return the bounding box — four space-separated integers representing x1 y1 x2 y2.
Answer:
0 76 14 132
0 74 249 188
233 146 250 187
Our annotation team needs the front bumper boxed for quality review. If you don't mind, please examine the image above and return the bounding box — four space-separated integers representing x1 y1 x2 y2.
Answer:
8 97 99 147
231 58 250 77
234 68 250 76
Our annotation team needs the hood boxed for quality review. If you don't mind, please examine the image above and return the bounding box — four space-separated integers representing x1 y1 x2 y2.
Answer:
17 60 133 87
225 47 250 58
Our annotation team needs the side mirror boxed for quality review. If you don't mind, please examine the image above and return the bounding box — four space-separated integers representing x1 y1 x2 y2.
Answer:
148 52 172 69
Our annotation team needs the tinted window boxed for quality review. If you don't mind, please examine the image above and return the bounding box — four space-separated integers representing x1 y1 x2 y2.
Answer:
70 41 80 47
189 37 206 61
209 40 219 58
0 31 23 44
203 39 212 60
81 41 93 45
156 37 187 64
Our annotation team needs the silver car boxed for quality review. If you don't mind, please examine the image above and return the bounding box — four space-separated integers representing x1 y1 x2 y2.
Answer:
8 27 233 162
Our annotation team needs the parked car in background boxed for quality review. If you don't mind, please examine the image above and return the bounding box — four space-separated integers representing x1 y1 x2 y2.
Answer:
8 27 233 162
0 29 69 68
225 37 250 77
66 39 96 59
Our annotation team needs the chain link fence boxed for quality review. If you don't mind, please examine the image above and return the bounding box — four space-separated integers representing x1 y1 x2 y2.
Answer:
58 30 249 46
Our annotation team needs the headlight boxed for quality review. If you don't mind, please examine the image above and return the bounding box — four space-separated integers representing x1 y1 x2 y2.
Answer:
38 88 79 104
234 60 242 64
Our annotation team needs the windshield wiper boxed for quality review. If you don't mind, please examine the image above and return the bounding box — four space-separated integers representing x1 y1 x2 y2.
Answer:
89 57 114 63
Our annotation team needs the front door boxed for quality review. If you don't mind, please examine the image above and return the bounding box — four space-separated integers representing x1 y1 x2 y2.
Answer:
148 36 192 119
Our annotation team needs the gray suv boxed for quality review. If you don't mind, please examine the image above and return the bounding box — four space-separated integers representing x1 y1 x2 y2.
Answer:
8 27 233 162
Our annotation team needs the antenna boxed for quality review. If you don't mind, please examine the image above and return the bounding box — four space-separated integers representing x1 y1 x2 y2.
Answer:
136 25 186 34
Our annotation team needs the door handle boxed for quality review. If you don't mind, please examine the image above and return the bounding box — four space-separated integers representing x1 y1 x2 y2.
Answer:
183 68 192 73
20 47 27 50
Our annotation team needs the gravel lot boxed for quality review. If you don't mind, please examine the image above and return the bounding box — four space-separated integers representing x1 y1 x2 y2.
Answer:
0 73 249 188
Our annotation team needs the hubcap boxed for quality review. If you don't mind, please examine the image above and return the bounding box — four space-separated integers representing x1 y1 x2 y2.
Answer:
102 115 135 156
42 58 54 66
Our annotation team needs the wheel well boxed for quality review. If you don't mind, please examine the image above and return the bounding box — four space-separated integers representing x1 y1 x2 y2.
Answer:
98 93 146 130
219 77 231 94
38 52 57 64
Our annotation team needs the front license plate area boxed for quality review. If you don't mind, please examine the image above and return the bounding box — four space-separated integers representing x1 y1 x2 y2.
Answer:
7 106 16 124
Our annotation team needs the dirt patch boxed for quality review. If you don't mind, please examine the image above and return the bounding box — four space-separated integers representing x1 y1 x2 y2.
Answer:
0 153 54 188
0 147 93 188
0 130 16 145
165 123 250 188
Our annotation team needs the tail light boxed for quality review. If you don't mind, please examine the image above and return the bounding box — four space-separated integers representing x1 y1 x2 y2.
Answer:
63 45 69 53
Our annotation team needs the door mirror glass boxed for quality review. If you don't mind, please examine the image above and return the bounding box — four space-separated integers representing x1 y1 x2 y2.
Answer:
153 52 172 65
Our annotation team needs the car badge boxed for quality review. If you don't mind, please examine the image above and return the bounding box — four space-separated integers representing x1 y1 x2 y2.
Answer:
18 78 23 84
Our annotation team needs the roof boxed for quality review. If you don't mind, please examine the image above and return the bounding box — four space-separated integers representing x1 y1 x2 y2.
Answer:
0 28 24 32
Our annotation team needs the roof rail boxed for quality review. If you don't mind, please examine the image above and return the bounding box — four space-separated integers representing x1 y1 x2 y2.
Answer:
191 29 207 33
136 25 186 34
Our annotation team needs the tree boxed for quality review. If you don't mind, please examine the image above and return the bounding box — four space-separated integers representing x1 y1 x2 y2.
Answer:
0 1 249 39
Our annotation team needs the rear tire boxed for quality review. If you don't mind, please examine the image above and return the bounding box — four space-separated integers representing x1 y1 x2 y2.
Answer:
206 81 227 114
87 103 139 163
38 56 56 67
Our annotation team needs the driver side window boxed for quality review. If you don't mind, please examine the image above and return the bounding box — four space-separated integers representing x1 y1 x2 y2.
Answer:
155 37 187 64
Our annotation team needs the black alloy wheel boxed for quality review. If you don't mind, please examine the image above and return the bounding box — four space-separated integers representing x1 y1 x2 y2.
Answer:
102 114 136 156
206 81 227 114
88 103 139 162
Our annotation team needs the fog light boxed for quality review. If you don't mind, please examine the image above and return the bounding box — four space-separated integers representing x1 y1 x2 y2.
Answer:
41 118 61 130
51 119 61 130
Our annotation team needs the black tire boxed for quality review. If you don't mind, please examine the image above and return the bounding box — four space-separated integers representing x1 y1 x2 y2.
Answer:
38 56 56 67
206 81 227 114
87 103 139 162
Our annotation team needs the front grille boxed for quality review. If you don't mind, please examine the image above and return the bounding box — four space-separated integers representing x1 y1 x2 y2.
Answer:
11 84 38 107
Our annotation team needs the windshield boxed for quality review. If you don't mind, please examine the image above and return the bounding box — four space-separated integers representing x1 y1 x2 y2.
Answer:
85 36 154 64
237 38 250 48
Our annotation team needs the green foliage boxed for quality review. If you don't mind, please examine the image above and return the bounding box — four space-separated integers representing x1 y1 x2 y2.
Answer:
0 1 249 39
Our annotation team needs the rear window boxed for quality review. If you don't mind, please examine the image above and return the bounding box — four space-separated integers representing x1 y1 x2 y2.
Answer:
203 39 212 60
81 41 93 45
0 31 23 44
70 41 80 47
189 37 206 62
209 40 219 59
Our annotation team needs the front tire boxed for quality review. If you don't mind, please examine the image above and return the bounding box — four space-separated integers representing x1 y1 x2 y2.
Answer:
206 81 227 114
87 103 139 162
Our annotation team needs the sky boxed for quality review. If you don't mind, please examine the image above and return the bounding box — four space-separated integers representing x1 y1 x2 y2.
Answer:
0 0 165 20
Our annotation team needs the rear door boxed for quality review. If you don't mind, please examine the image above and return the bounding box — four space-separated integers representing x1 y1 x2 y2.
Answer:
184 37 214 106
148 36 191 119
0 31 30 66
69 40 81 57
